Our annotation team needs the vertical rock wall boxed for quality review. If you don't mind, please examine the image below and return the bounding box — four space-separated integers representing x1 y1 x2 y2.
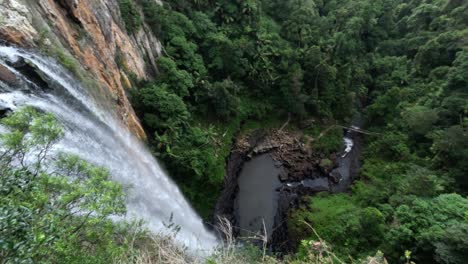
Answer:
0 0 162 138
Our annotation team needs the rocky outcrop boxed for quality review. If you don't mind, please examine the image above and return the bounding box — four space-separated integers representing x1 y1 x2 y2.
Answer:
236 129 325 181
0 0 162 138
0 0 38 46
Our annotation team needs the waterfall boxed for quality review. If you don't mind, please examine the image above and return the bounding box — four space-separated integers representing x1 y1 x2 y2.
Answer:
0 46 218 252
342 137 354 157
342 126 359 158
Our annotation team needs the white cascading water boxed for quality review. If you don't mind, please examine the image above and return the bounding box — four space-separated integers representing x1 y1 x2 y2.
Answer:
342 137 354 157
0 46 218 252
341 126 359 157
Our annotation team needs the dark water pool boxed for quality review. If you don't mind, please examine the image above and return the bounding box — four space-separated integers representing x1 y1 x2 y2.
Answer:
235 154 282 238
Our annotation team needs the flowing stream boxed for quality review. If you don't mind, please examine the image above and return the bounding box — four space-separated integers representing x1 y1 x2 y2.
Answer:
0 46 217 252
330 123 362 193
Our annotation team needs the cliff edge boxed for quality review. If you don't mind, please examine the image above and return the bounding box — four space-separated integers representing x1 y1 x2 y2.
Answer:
0 0 162 138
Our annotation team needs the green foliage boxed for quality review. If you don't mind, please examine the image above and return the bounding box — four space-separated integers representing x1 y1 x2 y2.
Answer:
128 1 468 262
134 83 190 132
119 0 142 33
0 108 128 263
431 125 468 191
386 194 468 263
157 56 194 97
139 0 364 120
130 82 224 217
288 193 385 259
54 48 80 76
401 105 439 136
305 126 343 155
367 131 411 161
198 79 241 120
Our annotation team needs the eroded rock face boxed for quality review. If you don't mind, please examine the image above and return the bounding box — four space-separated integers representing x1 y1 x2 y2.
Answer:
0 0 162 138
0 0 38 46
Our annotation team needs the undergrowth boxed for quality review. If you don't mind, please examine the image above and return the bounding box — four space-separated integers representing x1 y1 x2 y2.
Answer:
115 218 390 264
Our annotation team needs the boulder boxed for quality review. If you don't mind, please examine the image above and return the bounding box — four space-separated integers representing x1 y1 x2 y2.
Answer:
279 171 289 181
329 171 342 184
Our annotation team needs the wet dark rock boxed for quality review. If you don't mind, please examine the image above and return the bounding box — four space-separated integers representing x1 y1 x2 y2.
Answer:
8 57 49 90
0 64 19 86
271 189 298 252
214 150 246 239
0 105 12 118
329 171 342 184
279 170 289 181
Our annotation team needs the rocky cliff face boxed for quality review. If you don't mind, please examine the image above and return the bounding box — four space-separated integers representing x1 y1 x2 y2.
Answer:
0 0 162 138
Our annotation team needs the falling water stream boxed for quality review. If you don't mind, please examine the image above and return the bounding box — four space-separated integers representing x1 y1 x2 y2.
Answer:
0 46 218 252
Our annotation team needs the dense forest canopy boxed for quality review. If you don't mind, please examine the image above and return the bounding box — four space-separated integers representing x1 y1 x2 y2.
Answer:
125 0 467 262
0 0 466 262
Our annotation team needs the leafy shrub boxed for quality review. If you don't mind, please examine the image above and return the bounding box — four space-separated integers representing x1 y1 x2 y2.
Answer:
119 0 142 33
305 126 344 155
0 107 127 262
288 193 385 259
54 48 80 76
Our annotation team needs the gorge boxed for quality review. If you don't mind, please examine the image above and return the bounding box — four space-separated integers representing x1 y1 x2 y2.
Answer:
217 120 363 251
1 0 467 263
